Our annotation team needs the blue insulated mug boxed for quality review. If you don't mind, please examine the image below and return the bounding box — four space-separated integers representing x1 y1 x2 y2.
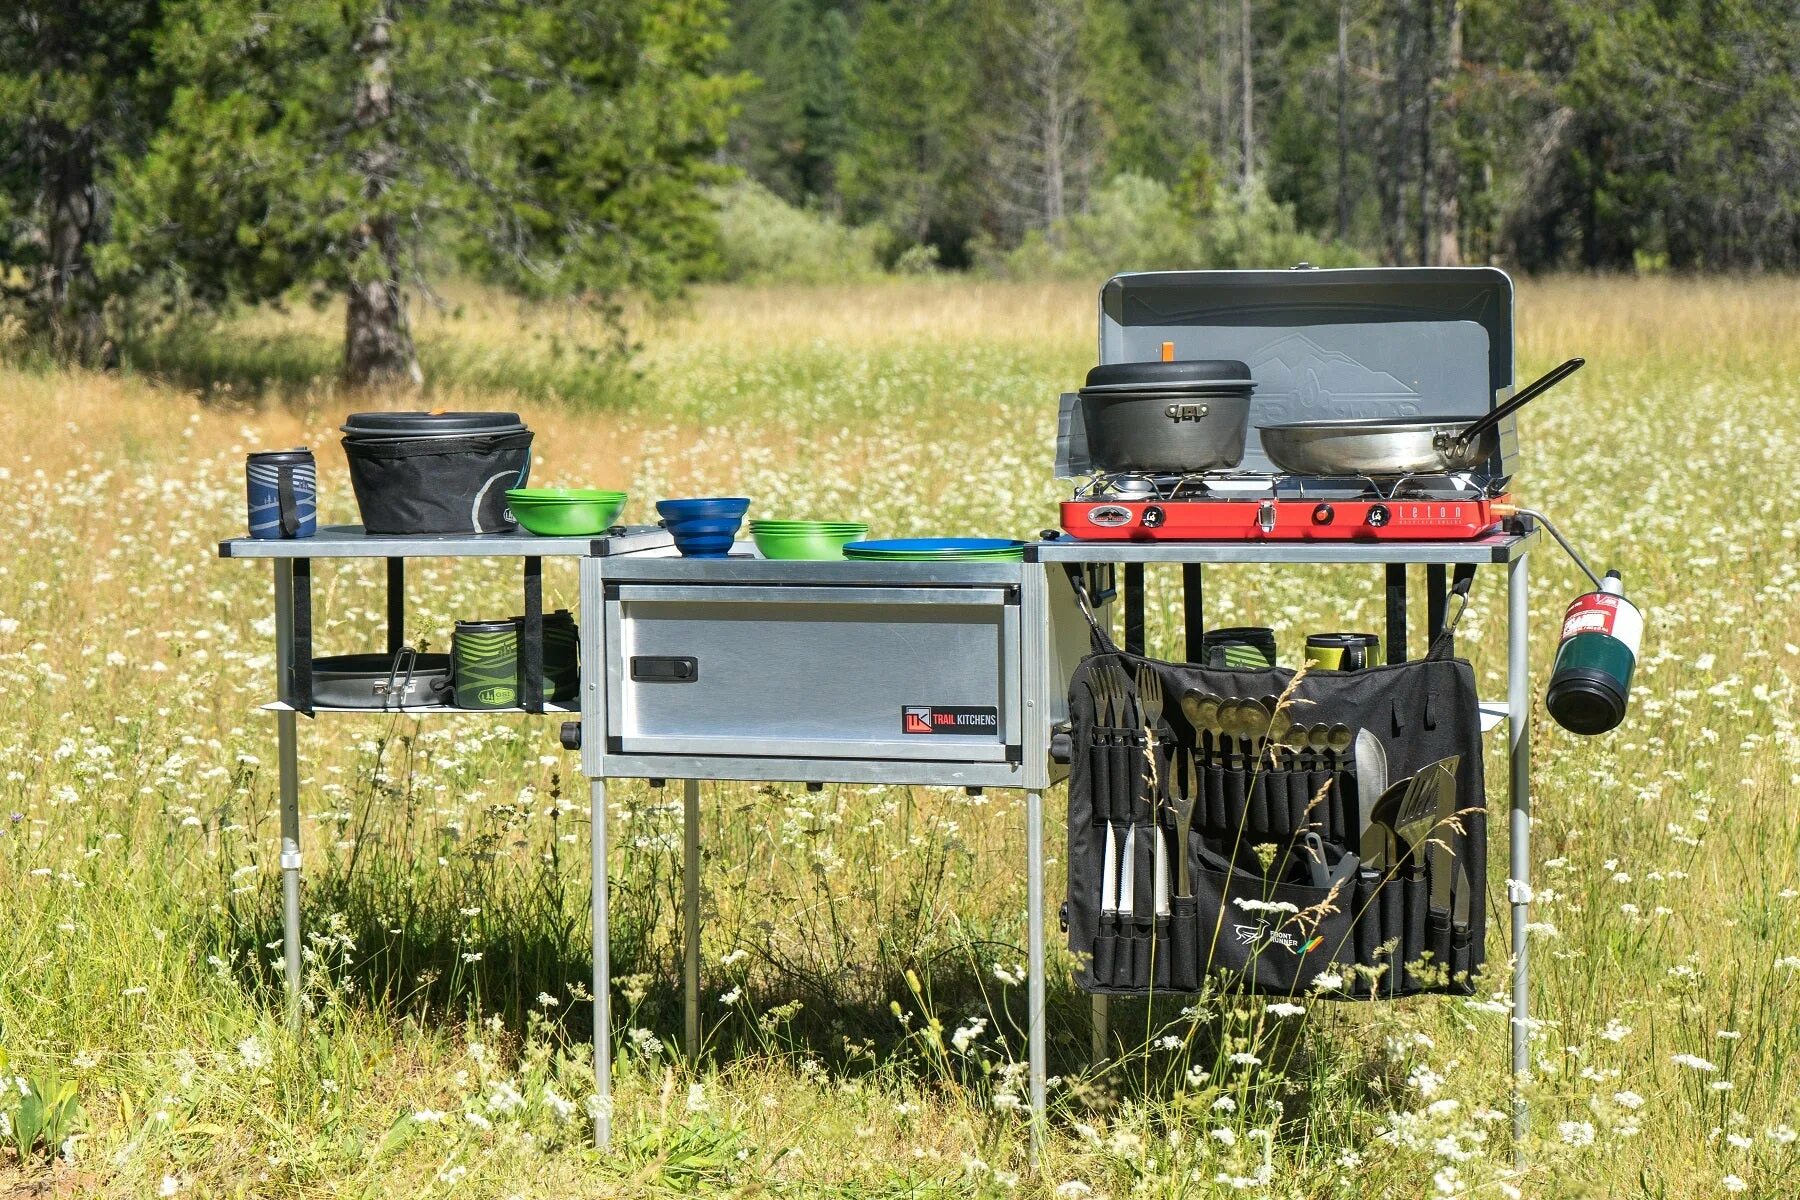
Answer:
246 449 318 539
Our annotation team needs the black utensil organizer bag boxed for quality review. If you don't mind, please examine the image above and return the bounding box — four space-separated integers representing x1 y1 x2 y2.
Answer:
1065 638 1487 1001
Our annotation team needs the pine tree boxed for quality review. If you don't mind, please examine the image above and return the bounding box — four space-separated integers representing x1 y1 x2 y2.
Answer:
0 0 164 364
108 0 743 385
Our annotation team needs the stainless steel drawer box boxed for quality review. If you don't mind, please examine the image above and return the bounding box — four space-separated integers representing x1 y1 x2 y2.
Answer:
578 557 1100 788
603 582 1022 762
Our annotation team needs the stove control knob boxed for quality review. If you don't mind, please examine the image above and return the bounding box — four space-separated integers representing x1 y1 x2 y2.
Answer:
1365 504 1391 528
1311 503 1334 525
1141 505 1166 528
559 721 582 751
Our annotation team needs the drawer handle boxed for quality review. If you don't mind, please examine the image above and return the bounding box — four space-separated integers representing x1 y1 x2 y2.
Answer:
631 656 698 682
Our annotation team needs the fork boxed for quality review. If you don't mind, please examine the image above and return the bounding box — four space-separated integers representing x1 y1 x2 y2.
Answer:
1134 664 1168 916
1170 748 1200 898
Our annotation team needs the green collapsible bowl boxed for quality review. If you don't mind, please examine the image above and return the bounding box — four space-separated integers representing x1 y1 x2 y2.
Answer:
505 488 627 536
752 522 869 560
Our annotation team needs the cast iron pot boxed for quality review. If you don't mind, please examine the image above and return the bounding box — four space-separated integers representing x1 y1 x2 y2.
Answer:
1078 358 1255 474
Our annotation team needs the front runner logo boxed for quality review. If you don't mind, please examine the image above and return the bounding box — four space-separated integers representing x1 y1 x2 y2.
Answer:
903 707 934 734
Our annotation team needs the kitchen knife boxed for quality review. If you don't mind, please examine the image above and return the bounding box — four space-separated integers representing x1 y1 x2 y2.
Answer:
1118 825 1136 919
1454 861 1471 927
1353 727 1386 848
1154 820 1170 916
1428 760 1457 915
1100 822 1119 914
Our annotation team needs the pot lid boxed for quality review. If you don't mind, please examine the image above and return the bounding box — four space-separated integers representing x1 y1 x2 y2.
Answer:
342 411 526 437
1083 358 1252 389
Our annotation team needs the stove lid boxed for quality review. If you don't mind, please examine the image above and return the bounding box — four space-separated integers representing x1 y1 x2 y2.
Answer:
1090 266 1516 478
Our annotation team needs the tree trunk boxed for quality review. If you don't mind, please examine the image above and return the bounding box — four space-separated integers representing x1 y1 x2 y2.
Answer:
1336 0 1349 240
1239 0 1254 190
40 128 110 364
1433 0 1463 265
1416 0 1433 263
344 5 420 388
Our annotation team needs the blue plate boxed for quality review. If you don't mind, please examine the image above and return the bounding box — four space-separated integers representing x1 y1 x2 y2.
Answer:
843 538 1023 554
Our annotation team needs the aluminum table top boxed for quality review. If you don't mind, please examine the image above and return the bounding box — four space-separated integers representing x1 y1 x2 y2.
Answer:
218 524 673 559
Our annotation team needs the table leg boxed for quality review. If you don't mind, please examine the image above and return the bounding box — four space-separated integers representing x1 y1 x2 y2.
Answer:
1027 789 1047 1157
591 778 613 1146
1091 995 1109 1064
277 709 302 1027
273 559 304 1028
684 778 702 1060
1508 552 1531 1159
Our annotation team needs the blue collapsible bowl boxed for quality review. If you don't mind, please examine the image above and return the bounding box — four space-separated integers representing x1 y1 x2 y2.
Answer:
668 529 737 557
657 497 751 520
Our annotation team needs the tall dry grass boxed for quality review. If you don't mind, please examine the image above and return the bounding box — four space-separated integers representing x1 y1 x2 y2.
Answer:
0 274 1796 1198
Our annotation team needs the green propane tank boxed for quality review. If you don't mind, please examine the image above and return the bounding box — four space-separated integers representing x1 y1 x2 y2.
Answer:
1545 570 1642 735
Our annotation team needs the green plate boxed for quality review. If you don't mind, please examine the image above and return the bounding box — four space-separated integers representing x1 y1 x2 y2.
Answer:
511 489 630 503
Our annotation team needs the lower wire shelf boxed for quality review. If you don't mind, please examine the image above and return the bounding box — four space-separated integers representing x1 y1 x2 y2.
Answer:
260 700 578 715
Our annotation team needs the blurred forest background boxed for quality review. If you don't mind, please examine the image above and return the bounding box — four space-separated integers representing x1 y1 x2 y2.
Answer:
3 0 1795 384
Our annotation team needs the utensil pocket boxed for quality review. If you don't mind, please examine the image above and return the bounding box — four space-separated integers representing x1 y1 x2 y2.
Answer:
1153 915 1172 989
1205 757 1227 835
1127 923 1152 989
1223 761 1248 839
1306 767 1330 835
1170 893 1200 991
1402 862 1430 991
1283 766 1310 840
1110 732 1132 823
1380 872 1405 997
1088 731 1112 825
1188 848 1355 996
1093 916 1118 986
1351 870 1383 998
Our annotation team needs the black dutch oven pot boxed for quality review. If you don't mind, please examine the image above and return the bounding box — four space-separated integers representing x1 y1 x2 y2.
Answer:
1078 358 1256 474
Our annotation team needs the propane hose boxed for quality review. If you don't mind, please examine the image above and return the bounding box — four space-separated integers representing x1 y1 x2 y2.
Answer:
1491 503 1605 590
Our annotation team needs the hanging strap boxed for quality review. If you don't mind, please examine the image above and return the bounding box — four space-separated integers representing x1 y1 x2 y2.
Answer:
1067 564 1122 657
520 557 544 713
1425 564 1478 661
291 558 314 716
276 464 300 538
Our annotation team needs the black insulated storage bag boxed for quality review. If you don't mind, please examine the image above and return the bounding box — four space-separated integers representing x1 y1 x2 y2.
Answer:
341 411 533 535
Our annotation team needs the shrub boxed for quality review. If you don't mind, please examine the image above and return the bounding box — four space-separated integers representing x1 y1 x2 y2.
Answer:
708 181 885 284
990 173 1363 278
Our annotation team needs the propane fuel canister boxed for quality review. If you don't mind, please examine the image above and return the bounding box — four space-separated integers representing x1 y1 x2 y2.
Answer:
1545 570 1642 735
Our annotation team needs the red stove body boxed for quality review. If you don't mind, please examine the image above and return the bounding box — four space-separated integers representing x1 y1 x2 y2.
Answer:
1060 493 1511 542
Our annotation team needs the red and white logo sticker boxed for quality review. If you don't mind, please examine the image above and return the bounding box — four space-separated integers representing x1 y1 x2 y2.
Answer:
902 706 999 734
1560 592 1644 657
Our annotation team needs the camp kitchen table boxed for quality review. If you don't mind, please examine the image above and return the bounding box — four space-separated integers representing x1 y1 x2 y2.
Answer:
217 521 1548 1151
216 528 1099 1151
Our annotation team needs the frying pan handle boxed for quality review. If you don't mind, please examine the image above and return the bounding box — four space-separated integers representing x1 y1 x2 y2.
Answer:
1455 356 1585 448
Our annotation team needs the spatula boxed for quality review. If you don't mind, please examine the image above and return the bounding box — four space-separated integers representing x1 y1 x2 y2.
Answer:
1386 756 1461 869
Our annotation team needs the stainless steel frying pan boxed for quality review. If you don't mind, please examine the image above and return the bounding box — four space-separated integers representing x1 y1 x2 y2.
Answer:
1259 357 1585 476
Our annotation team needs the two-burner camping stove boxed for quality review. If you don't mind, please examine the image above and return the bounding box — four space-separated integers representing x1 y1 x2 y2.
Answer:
1061 470 1512 542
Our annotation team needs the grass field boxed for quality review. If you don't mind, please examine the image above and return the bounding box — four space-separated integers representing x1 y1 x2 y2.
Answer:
1 275 1797 1198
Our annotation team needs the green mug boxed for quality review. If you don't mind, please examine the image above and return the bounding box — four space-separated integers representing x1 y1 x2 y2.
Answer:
453 620 520 709
1304 632 1381 671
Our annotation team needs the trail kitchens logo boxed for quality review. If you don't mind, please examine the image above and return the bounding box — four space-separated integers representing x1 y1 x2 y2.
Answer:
902 706 999 735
